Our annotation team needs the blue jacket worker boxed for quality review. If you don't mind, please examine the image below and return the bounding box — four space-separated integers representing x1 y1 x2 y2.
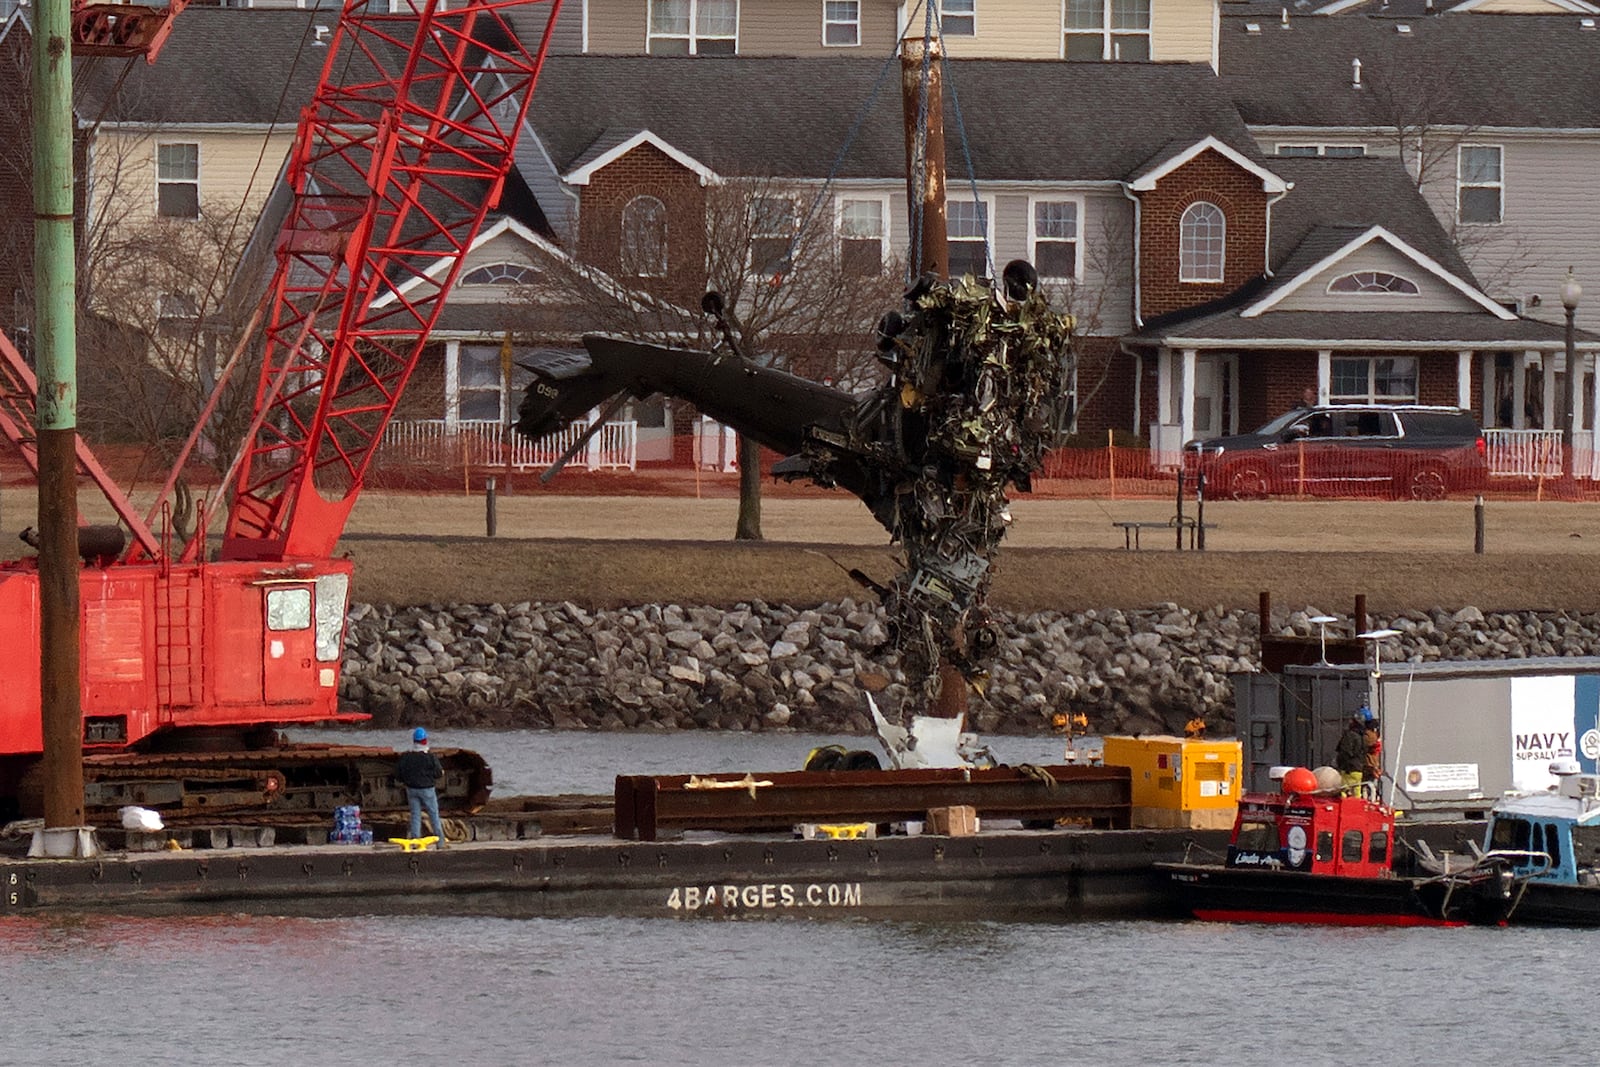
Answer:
397 728 446 844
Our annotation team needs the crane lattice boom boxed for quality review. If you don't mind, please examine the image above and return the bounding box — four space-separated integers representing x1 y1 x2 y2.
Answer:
219 0 561 561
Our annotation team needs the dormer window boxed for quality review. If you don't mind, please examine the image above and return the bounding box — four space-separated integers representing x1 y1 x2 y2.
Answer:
1179 201 1225 283
1328 271 1420 295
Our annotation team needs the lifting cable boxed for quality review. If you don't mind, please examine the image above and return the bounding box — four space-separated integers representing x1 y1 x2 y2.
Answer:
791 0 991 285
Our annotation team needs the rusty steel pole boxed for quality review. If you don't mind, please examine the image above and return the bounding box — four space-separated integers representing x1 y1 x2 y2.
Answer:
34 0 86 836
902 21 964 719
901 31 947 282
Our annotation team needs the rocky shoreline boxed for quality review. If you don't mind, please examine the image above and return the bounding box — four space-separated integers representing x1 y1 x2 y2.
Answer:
339 599 1600 737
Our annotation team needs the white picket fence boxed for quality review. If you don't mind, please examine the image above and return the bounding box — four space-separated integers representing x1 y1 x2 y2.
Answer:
379 418 637 472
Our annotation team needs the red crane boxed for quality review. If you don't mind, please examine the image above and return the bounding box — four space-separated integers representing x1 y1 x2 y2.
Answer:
0 0 562 822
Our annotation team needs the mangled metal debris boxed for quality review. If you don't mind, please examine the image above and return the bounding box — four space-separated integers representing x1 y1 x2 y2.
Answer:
515 260 1076 719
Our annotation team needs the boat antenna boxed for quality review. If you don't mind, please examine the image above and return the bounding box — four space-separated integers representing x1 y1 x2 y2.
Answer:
1308 614 1338 665
1358 628 1401 803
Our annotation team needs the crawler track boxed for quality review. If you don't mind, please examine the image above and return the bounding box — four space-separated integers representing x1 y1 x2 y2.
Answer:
77 744 492 821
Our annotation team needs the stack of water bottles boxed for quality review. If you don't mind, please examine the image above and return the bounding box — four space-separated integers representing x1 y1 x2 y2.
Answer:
328 804 374 845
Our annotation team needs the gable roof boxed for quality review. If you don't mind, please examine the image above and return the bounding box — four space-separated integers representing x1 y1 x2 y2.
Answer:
1264 155 1470 275
1133 154 1542 343
1220 14 1600 129
1242 224 1514 317
523 55 1262 183
1128 135 1290 192
563 129 718 186
75 9 331 126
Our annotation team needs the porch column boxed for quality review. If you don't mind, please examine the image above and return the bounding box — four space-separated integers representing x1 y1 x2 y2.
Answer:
1156 348 1172 426
1316 350 1331 403
1479 352 1494 427
1179 348 1197 447
1542 353 1558 431
1591 354 1600 477
1457 351 1472 410
1132 352 1143 436
584 406 605 469
1512 352 1530 430
443 339 462 431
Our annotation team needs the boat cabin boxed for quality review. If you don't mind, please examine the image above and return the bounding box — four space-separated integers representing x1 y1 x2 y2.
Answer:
1482 768 1600 886
1226 770 1394 877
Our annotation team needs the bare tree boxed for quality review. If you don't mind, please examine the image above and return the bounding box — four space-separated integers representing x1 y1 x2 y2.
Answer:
77 189 258 499
1362 54 1534 297
524 176 905 539
1043 210 1131 425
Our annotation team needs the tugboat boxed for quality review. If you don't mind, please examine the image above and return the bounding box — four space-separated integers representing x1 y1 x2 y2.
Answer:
1158 767 1458 927
1416 759 1600 927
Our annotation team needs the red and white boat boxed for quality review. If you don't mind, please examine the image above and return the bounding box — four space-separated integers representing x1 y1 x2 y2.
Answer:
1157 767 1460 927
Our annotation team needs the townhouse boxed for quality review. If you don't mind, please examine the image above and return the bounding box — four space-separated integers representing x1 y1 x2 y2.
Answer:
4 1 1597 468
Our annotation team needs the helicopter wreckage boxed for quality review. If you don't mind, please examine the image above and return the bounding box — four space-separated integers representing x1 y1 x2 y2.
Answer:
514 261 1076 730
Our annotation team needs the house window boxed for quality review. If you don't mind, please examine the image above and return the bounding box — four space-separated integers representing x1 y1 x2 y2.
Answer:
947 199 990 279
1458 145 1503 225
1330 356 1418 404
1328 271 1419 295
156 143 200 219
458 344 508 421
823 0 859 45
620 196 668 278
750 196 797 278
1031 199 1079 281
1276 144 1366 158
838 197 887 276
1179 201 1225 283
941 0 975 35
461 262 538 285
1064 0 1150 61
648 0 737 55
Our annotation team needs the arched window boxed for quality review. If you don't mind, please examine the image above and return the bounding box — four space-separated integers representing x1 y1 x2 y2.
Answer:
461 262 538 286
620 196 668 278
1179 201 1225 283
1327 271 1420 295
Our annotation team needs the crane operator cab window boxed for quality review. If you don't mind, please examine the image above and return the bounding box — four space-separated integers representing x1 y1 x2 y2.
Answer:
263 572 349 665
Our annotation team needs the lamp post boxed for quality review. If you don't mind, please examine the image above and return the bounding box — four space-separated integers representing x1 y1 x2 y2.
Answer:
1562 268 1582 481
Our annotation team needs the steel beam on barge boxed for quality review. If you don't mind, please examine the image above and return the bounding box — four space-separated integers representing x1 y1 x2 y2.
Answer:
614 765 1132 841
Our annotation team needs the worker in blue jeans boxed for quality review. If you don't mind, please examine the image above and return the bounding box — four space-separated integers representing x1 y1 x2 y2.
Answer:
396 727 446 846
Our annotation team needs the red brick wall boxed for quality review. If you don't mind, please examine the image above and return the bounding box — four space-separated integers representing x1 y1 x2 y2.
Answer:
1239 351 1318 430
1137 150 1268 320
1075 336 1134 435
1417 351 1462 407
579 143 707 306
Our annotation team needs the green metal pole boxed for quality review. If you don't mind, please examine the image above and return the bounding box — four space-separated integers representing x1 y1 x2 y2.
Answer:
34 0 85 837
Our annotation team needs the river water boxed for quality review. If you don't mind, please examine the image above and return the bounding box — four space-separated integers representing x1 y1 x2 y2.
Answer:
1 729 1590 1066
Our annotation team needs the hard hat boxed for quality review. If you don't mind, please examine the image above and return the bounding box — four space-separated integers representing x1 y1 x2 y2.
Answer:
413 727 429 743
1360 706 1376 724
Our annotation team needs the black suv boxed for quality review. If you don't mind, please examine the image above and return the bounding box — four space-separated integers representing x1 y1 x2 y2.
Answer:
1184 405 1487 501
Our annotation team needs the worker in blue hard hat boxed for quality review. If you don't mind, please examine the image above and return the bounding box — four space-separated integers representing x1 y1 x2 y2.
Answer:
1335 712 1367 793
396 727 446 847
1360 706 1383 787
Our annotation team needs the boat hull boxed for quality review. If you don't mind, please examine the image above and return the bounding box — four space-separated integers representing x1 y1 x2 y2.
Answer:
1415 874 1600 928
1158 862 1462 927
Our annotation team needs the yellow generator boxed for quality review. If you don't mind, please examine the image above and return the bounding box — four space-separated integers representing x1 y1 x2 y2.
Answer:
1101 735 1241 830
